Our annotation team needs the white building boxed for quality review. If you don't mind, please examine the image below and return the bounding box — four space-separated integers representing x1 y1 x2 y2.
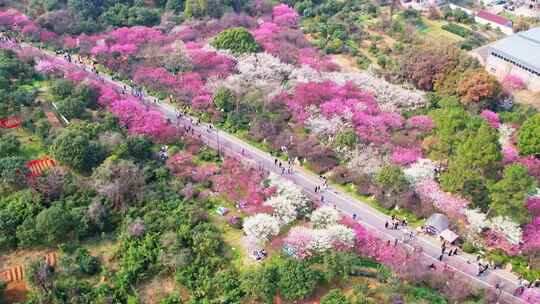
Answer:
484 27 540 91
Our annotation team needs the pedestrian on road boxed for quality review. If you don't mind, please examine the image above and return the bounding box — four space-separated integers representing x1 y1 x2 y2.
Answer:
352 213 357 220
385 221 389 229
394 239 398 247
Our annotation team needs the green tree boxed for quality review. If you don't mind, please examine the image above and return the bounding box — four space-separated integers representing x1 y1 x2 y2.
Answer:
321 289 351 304
322 251 356 283
56 97 87 120
166 0 184 12
160 293 183 304
121 135 153 160
241 261 279 303
211 269 245 303
184 0 208 18
0 134 20 158
127 7 161 27
212 87 235 112
375 165 410 208
277 259 323 302
51 79 75 99
489 164 537 224
376 165 409 194
0 190 43 250
517 114 540 157
67 0 104 20
35 205 73 245
211 27 261 54
429 101 475 158
50 130 93 171
440 122 501 194
0 156 29 191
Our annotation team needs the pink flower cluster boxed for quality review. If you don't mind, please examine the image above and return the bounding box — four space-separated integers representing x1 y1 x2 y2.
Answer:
482 229 520 256
0 10 58 43
391 147 423 166
503 74 526 91
480 110 500 129
351 221 410 270
108 97 177 141
91 43 138 57
407 115 435 132
521 288 540 304
212 158 271 207
272 4 299 27
527 196 540 217
522 216 540 254
186 43 235 79
277 81 404 145
166 152 217 183
416 180 469 221
297 48 339 71
251 19 337 71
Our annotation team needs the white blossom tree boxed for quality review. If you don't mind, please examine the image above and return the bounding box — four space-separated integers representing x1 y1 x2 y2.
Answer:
310 206 340 229
404 158 440 186
243 213 280 248
487 216 523 245
265 173 312 225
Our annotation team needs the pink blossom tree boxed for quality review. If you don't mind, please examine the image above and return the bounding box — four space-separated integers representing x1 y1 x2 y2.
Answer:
480 110 500 129
522 216 540 254
407 115 435 132
415 180 469 222
503 74 526 91
272 4 299 27
391 147 423 166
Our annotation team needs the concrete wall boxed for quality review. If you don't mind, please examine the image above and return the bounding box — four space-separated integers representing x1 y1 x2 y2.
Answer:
486 55 540 91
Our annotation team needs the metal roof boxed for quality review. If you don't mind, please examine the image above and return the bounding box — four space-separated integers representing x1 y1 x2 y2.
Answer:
426 213 449 233
477 10 512 27
487 27 540 74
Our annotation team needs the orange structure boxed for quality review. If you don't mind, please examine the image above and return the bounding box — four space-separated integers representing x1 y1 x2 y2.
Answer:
25 157 56 177
0 116 22 129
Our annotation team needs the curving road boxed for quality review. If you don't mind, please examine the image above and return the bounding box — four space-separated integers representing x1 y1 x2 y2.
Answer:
9 39 534 304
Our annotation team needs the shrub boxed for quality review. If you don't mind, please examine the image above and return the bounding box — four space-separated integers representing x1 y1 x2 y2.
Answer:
211 27 261 54
441 23 472 38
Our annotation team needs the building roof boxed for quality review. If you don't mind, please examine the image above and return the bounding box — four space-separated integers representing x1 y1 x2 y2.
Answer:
476 10 512 27
426 213 449 233
440 229 459 243
488 27 540 73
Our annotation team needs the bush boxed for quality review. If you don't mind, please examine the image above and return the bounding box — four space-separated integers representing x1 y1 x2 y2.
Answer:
211 27 261 54
461 241 477 253
441 23 472 38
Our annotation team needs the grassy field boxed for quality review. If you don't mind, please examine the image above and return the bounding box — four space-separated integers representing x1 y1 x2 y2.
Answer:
420 18 466 45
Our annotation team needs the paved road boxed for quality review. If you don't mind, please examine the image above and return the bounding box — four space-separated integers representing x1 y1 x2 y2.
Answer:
11 40 533 303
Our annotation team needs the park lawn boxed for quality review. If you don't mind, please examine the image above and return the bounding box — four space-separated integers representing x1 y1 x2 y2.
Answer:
421 18 466 45
9 128 47 160
208 212 255 270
